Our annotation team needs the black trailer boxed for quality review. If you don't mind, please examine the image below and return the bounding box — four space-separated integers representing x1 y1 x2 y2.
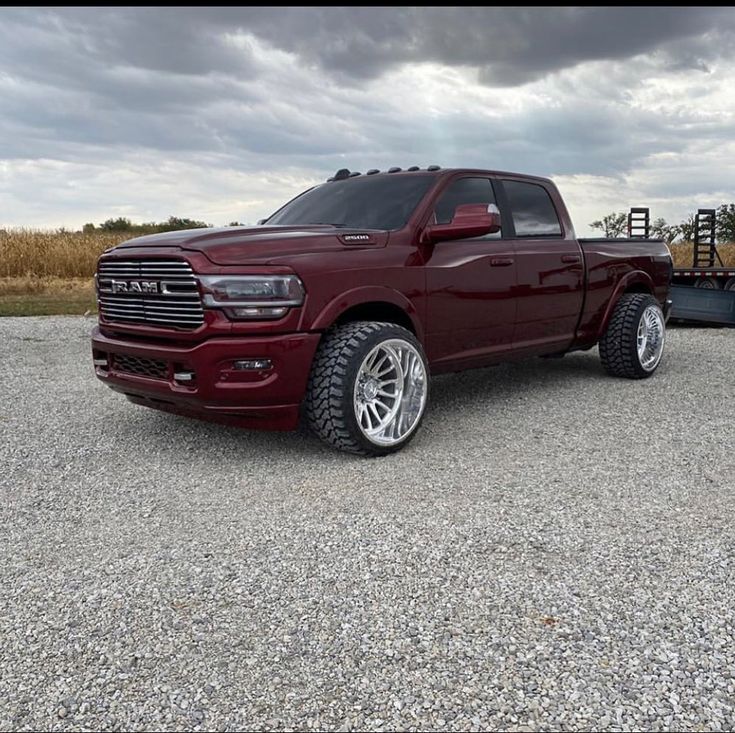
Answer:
628 207 735 326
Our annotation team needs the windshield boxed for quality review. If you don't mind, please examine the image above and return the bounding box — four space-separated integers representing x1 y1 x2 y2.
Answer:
265 175 436 230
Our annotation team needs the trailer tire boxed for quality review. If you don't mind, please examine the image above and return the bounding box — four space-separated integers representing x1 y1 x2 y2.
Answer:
305 321 429 456
599 293 665 379
694 277 721 289
724 277 735 291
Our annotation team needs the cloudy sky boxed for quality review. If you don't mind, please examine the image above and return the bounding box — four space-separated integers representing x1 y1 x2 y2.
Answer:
1 6 734 234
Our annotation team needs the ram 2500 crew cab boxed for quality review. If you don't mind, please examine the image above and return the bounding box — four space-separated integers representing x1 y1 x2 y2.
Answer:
92 166 672 455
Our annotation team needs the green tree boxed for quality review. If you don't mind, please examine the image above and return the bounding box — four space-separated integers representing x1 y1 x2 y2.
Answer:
161 216 209 231
650 217 680 245
715 203 735 244
590 212 628 238
82 222 96 234
678 213 696 243
93 216 211 234
100 217 133 232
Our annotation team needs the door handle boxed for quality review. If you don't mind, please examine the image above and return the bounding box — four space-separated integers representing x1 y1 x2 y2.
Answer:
561 255 581 263
490 257 514 267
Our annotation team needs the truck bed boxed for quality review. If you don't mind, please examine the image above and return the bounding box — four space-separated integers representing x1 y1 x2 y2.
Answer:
577 238 665 246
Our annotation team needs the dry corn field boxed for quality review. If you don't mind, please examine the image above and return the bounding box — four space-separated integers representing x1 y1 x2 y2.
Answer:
0 229 128 279
0 229 734 281
0 229 129 314
669 242 735 268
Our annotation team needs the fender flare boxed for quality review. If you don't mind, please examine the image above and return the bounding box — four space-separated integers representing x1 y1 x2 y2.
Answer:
310 286 424 342
596 270 655 340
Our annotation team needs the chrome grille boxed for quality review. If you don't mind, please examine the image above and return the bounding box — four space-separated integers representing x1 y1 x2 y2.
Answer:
97 259 204 330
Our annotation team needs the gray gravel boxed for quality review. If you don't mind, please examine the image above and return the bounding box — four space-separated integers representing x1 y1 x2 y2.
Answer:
1 316 734 732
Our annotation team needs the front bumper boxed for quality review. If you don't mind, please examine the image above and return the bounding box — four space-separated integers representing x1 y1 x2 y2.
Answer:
91 327 321 430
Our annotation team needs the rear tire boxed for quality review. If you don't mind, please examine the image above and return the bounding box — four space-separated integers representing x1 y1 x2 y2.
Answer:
305 321 429 456
694 277 721 289
599 293 665 379
724 277 735 292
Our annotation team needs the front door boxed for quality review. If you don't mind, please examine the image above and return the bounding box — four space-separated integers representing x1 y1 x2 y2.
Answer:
424 176 517 369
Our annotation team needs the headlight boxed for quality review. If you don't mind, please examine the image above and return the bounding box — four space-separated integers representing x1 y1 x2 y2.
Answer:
199 274 305 320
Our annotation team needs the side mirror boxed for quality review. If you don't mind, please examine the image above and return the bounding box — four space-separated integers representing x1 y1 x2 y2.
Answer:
423 203 501 243
257 218 268 225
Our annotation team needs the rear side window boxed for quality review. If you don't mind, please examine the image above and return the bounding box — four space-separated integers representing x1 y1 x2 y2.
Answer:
433 177 500 238
502 180 562 237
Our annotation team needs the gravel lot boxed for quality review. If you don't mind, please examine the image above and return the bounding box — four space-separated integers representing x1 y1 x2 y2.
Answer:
1 316 734 732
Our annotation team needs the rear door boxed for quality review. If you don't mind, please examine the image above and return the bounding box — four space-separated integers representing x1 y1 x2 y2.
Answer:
496 178 584 354
424 176 517 368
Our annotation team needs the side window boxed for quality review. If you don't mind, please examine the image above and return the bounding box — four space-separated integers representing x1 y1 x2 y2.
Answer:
502 180 562 237
434 177 500 238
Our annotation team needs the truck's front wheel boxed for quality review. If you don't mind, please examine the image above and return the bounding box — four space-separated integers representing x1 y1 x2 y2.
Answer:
306 322 429 456
599 293 666 379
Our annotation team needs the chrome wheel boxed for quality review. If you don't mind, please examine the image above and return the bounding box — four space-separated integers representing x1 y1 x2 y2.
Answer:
637 305 665 372
353 339 428 446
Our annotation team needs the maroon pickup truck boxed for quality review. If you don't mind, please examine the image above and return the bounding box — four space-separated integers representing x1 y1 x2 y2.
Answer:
92 166 672 455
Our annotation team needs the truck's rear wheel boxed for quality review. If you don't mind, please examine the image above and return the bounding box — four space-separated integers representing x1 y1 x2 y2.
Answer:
305 321 429 456
598 293 666 379
724 277 735 291
694 276 721 289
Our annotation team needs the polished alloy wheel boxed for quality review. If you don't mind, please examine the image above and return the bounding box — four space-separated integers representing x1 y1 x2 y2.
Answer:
353 339 428 446
637 304 665 372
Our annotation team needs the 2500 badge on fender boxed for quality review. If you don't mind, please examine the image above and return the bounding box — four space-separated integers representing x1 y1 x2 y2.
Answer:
91 165 672 455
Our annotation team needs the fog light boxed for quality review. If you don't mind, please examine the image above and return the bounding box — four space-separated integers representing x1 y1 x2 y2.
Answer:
233 359 272 371
174 370 195 383
93 357 108 367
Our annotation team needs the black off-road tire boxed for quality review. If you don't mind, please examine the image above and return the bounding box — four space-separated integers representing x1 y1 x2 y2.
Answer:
305 321 429 456
598 293 665 379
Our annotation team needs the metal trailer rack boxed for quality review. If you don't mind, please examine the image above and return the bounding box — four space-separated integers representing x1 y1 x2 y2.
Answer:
628 207 735 326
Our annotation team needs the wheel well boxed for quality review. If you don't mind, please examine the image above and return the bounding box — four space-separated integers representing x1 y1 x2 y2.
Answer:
624 283 652 294
334 301 416 334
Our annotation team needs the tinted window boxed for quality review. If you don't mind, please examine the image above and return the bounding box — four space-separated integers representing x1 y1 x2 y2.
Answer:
266 175 436 230
503 180 562 237
434 178 495 222
433 177 499 239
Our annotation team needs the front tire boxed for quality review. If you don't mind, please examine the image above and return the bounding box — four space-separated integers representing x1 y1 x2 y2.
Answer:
305 321 429 456
599 293 666 379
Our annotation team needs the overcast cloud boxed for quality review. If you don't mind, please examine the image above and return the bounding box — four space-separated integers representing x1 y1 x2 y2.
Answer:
1 6 734 233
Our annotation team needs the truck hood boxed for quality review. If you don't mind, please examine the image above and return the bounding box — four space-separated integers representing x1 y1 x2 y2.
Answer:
112 225 389 265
